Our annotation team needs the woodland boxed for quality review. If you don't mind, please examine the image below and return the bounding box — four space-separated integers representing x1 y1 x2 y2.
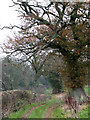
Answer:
0 0 89 119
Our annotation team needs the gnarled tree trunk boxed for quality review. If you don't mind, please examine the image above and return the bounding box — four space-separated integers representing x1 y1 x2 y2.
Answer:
71 87 87 103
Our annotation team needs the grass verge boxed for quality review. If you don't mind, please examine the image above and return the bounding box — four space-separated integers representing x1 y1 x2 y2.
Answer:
8 103 39 118
53 101 67 118
84 86 90 96
28 98 59 118
8 97 55 118
78 106 90 118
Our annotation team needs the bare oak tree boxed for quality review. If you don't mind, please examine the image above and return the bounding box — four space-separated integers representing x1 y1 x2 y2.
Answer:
2 0 89 101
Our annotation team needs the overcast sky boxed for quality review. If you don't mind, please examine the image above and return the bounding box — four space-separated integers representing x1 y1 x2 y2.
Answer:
0 0 21 56
0 0 20 45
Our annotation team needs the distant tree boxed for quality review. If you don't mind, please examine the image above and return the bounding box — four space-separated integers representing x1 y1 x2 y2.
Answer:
2 57 28 90
2 57 14 90
49 71 63 94
42 53 64 94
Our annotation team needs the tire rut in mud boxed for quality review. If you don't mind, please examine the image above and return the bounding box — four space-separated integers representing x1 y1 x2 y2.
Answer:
44 103 60 118
21 103 46 118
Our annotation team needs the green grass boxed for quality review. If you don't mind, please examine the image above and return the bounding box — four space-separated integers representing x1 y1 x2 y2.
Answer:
8 99 49 118
79 106 89 118
53 86 90 119
49 87 89 119
28 98 59 118
26 90 32 93
8 97 56 118
53 102 66 118
84 86 90 96
28 103 48 118
8 86 89 118
8 103 39 118
53 103 89 118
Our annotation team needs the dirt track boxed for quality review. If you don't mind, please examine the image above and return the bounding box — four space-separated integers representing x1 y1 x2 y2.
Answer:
44 103 60 118
21 93 66 118
44 93 66 118
55 93 66 99
21 103 46 118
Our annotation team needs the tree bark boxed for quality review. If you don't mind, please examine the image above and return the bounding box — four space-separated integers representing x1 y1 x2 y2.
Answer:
71 87 87 103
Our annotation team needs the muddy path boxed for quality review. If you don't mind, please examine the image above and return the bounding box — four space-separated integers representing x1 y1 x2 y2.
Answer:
20 93 66 119
44 93 66 118
21 103 46 118
44 103 60 118
55 93 66 99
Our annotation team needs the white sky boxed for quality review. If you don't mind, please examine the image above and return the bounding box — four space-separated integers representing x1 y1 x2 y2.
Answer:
0 0 47 52
0 0 46 57
0 0 20 44
0 0 21 56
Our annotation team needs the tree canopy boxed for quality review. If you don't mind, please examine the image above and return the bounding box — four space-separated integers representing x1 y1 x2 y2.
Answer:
2 1 89 98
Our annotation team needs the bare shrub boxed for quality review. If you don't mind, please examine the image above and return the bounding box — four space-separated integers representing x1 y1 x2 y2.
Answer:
1 90 32 118
1 90 51 118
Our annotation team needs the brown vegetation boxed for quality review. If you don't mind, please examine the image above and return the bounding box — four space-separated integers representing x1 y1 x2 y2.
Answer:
1 90 51 118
